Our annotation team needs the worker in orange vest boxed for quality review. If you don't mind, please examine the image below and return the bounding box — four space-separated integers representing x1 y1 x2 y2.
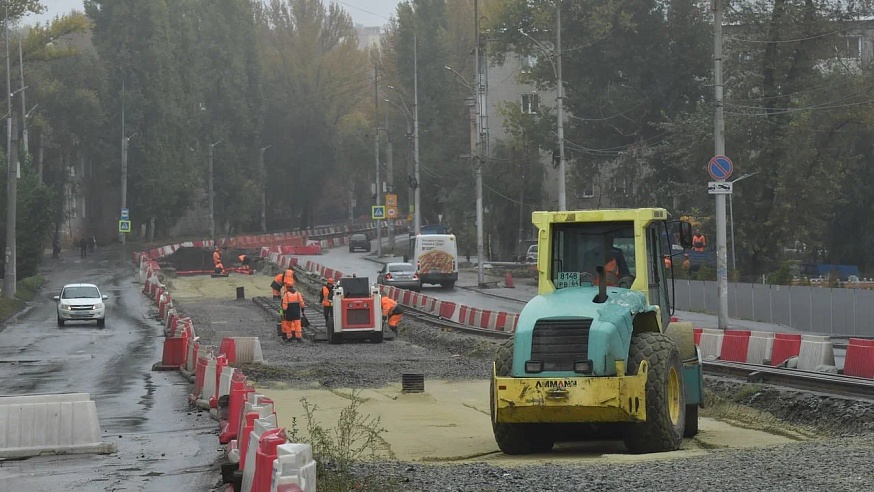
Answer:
593 255 621 287
664 255 672 269
271 269 295 299
281 287 306 342
682 254 691 272
381 295 404 334
213 261 226 275
692 230 707 252
213 247 222 267
319 278 335 324
238 254 250 270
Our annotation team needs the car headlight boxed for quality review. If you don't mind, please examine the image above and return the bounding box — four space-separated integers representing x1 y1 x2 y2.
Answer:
93 303 104 310
60 303 71 310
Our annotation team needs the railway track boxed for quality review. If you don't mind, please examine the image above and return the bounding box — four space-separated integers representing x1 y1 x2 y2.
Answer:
274 266 874 400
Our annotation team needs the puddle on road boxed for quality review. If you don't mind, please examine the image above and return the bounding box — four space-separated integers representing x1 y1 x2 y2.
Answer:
255 379 810 465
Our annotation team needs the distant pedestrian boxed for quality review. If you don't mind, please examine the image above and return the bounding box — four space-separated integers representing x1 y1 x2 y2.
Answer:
88 236 97 253
682 254 691 272
79 237 87 258
692 229 707 252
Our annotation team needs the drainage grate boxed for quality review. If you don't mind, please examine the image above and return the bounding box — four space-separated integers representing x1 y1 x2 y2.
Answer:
402 373 425 393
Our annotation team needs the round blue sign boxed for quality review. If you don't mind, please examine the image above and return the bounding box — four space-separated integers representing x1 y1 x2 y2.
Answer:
708 155 733 180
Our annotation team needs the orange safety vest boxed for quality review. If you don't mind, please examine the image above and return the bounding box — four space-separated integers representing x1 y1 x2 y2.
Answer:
321 285 333 307
381 296 398 317
664 255 672 269
282 290 305 320
594 258 620 286
213 250 221 264
693 233 706 251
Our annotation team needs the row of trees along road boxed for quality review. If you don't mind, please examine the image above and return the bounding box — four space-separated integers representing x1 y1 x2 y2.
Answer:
6 0 874 278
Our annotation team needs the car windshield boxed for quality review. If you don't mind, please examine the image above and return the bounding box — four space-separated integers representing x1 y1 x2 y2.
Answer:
62 286 100 299
352 235 366 240
389 264 415 272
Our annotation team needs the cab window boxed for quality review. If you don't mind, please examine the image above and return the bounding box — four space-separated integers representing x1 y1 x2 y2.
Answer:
550 221 635 288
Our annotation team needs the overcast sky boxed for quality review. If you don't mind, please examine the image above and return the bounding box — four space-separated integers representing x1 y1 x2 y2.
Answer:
24 0 397 27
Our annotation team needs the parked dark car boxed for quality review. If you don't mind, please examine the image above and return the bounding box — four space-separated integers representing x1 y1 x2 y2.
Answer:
377 262 421 291
349 233 371 252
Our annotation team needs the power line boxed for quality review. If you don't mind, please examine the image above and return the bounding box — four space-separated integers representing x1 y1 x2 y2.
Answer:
723 19 872 44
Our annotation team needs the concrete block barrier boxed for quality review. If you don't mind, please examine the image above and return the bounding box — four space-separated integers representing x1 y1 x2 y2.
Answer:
719 329 751 363
698 328 724 359
798 335 836 371
746 331 775 365
770 333 802 366
844 338 874 378
0 393 116 459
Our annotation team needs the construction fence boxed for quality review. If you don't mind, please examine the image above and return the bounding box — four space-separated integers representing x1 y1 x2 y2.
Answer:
673 280 874 337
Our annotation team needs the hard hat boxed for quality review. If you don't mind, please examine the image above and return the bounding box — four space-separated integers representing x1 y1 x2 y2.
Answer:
327 278 334 284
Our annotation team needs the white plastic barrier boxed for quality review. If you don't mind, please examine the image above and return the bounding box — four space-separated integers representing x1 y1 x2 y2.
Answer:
240 417 278 492
798 335 836 371
232 337 266 364
746 331 775 365
197 357 218 410
698 328 724 359
0 393 116 459
228 396 276 464
271 443 317 492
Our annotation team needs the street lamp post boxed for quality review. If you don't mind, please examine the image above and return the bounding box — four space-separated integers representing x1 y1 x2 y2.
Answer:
208 140 222 241
729 172 758 272
387 81 420 235
445 65 486 287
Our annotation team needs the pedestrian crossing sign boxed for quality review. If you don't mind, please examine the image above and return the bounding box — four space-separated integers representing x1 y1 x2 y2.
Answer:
119 220 132 233
371 206 386 220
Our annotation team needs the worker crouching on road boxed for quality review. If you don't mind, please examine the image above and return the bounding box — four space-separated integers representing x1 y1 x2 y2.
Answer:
319 278 334 324
271 269 296 299
239 254 251 271
381 295 404 334
214 261 226 275
281 287 306 343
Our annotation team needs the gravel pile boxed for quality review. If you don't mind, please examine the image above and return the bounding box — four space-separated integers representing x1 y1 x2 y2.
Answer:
353 435 874 491
172 266 874 491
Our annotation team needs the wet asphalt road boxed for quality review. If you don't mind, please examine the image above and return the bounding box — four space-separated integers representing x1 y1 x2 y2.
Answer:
0 245 222 491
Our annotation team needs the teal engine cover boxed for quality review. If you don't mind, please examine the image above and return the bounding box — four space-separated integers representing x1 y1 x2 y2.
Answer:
511 286 656 377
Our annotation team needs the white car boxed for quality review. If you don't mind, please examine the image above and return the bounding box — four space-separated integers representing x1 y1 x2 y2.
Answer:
54 283 108 327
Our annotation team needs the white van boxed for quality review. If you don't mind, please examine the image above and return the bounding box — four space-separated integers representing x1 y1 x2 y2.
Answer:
408 234 458 288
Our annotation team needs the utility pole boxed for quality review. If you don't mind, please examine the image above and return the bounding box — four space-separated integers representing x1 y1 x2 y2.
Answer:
3 5 17 299
374 64 383 257
555 1 567 211
374 130 382 257
260 145 271 233
385 107 394 255
713 0 729 330
474 0 485 287
17 41 26 157
120 81 127 245
412 33 421 235
208 140 222 241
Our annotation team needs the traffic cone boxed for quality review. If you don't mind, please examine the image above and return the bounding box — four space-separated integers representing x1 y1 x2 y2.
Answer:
505 271 515 288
